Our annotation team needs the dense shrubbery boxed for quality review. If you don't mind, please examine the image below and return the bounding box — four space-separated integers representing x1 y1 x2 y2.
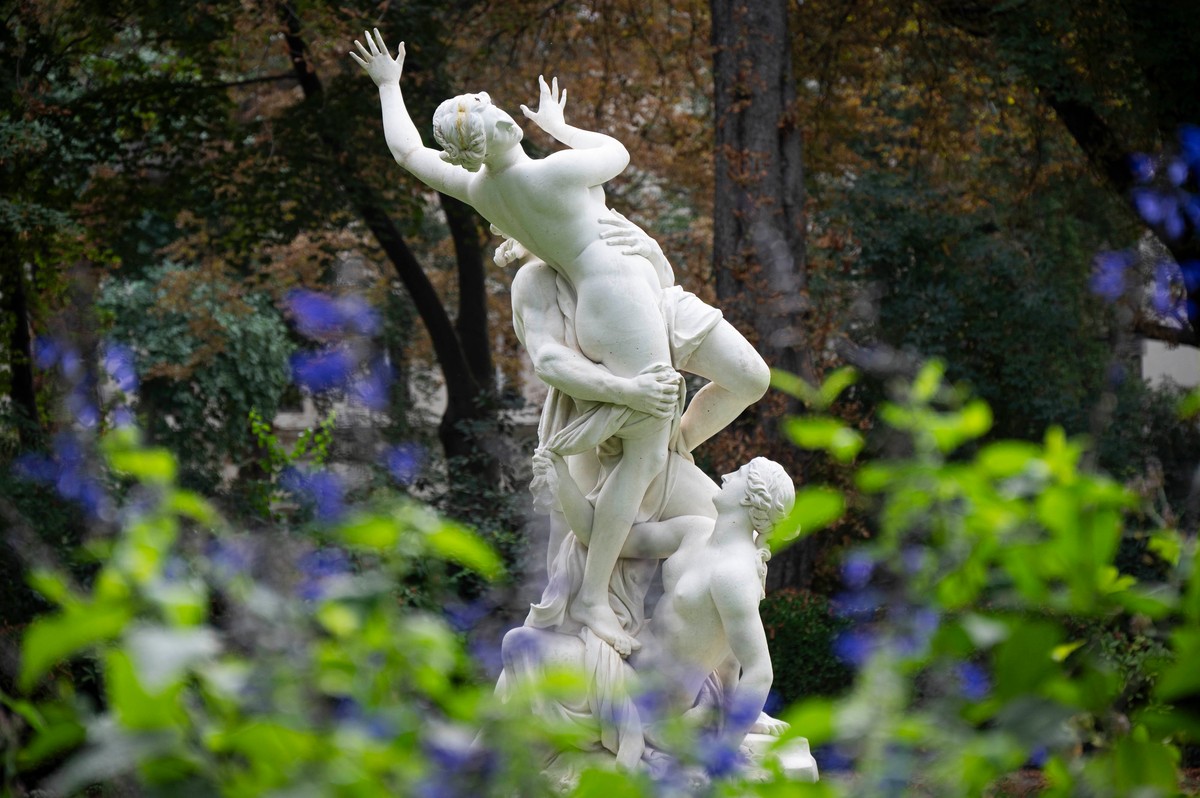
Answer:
759 589 854 705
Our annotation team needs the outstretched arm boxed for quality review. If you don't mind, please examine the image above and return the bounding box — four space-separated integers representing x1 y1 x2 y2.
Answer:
350 30 471 201
520 76 629 186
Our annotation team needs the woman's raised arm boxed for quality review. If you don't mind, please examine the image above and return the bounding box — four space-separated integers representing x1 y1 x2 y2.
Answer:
350 30 470 201
520 75 629 187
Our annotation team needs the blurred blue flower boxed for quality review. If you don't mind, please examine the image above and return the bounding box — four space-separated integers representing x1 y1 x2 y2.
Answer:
832 589 880 621
67 388 99 428
1107 362 1128 387
1180 124 1200 171
291 347 357 393
296 545 351 600
286 289 381 340
282 466 346 523
351 357 392 411
1027 745 1048 768
384 442 426 486
13 453 58 483
102 340 138 392
725 693 761 730
956 661 991 701
841 550 874 589
1167 159 1190 187
58 348 83 381
1153 261 1183 317
813 743 855 773
833 629 875 667
634 686 670 720
1164 203 1186 240
337 295 382 336
112 406 136 428
418 729 496 798
208 538 254 578
1132 188 1168 225
901 546 926 574
1181 260 1200 294
895 606 940 658
33 337 60 369
444 600 490 633
1090 251 1131 301
1128 152 1154 183
696 732 742 778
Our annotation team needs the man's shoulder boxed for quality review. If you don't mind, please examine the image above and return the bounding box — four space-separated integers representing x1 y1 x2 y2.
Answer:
511 262 559 308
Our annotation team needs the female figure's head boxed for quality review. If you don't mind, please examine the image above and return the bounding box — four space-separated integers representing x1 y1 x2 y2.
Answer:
432 92 522 171
718 457 794 538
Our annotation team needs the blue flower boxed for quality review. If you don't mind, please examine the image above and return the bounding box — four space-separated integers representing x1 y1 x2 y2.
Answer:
956 661 991 701
1132 188 1168 225
287 289 342 339
33 337 60 369
895 606 940 658
384 442 425 486
350 357 392 411
841 550 874 589
444 600 490 632
1128 152 1154 183
291 347 356 393
832 589 880 621
833 629 875 667
208 538 254 578
337 295 382 336
58 348 83 381
1180 260 1200 294
1026 745 1048 768
1167 159 1190 187
102 340 138 393
696 732 743 778
1090 251 1131 301
13 453 58 484
112 406 136 428
1179 124 1200 171
1152 261 1182 317
286 289 381 340
296 545 351 600
282 467 346 523
66 388 99 428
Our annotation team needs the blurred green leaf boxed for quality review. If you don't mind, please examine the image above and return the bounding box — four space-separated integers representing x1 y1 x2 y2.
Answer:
340 513 399 550
427 524 504 580
20 602 132 691
783 416 864 462
1180 387 1200 419
818 366 859 407
108 447 178 484
771 487 844 547
976 440 1040 478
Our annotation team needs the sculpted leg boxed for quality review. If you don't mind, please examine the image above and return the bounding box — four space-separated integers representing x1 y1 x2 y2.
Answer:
570 426 671 656
678 321 770 452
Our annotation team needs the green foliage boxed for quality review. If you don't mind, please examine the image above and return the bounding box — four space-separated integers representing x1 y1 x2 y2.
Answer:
787 362 1200 796
98 264 294 489
759 589 854 705
242 407 336 519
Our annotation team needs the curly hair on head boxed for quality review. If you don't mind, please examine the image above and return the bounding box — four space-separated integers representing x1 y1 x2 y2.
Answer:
740 457 795 537
432 93 490 172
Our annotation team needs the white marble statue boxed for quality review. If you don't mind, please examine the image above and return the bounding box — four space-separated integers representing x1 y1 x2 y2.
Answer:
352 29 767 656
352 29 814 782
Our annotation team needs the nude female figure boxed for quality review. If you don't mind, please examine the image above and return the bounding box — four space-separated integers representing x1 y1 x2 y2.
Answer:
352 30 683 654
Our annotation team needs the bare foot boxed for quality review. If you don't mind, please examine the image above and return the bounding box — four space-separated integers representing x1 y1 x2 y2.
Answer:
750 711 789 736
571 598 640 658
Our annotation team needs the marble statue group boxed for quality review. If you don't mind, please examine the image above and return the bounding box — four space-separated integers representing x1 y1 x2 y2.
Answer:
353 29 816 784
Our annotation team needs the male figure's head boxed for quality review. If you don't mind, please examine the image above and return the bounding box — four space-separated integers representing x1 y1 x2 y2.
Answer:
714 457 795 539
432 92 523 171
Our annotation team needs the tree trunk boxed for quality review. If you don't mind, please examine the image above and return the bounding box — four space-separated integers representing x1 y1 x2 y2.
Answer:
1 239 39 446
711 0 812 384
711 0 818 589
277 3 500 488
